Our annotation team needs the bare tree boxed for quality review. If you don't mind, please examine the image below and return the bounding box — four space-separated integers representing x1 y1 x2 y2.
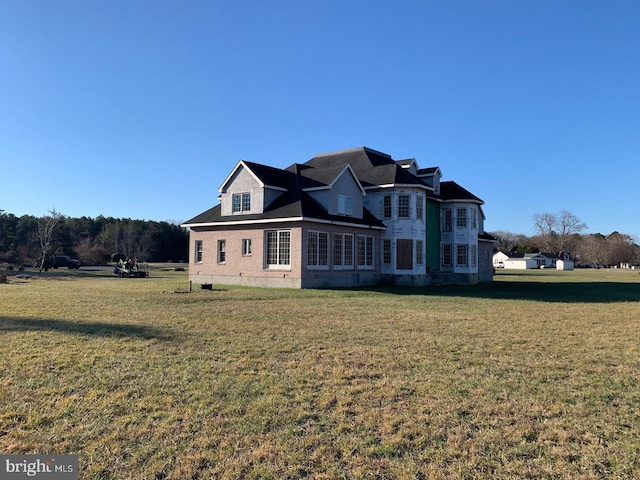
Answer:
576 234 608 267
532 210 587 255
73 237 108 265
36 209 64 272
607 232 637 267
490 230 531 253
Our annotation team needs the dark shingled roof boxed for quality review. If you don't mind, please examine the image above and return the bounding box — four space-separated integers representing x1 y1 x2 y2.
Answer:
304 147 430 189
440 181 483 203
417 166 439 175
185 147 485 228
285 163 355 190
478 232 497 242
395 158 416 167
184 161 385 228
239 161 293 190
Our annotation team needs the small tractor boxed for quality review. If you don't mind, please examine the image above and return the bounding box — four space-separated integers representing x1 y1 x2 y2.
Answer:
113 259 149 278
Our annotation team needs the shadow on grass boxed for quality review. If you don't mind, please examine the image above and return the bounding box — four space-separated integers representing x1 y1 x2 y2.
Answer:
0 316 173 340
359 281 640 303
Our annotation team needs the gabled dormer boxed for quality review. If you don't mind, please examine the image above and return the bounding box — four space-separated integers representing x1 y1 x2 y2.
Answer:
396 158 418 175
218 160 288 216
297 163 366 220
417 166 442 195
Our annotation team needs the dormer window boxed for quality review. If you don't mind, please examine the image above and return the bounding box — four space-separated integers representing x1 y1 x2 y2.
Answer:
338 194 354 216
232 193 251 213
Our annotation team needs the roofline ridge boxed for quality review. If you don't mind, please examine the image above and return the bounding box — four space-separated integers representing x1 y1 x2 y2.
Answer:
312 146 392 159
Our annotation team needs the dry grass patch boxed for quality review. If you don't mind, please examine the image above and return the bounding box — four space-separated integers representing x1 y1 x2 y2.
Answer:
1 268 639 478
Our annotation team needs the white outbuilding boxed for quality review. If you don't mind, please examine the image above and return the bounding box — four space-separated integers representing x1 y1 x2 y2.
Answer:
556 259 574 271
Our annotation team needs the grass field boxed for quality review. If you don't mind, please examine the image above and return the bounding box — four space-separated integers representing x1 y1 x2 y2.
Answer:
1 267 639 479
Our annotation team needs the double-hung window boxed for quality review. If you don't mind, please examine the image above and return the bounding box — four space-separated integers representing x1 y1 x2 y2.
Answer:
242 239 252 256
333 233 354 269
232 193 251 213
337 195 354 216
266 230 290 267
357 235 374 268
416 240 424 265
443 209 452 232
308 231 328 268
195 240 203 263
398 195 410 219
456 245 468 266
416 196 423 222
217 240 226 264
456 208 467 228
383 195 392 219
442 244 452 267
382 239 392 265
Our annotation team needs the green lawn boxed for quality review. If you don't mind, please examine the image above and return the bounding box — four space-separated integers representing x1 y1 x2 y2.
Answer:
1 267 639 479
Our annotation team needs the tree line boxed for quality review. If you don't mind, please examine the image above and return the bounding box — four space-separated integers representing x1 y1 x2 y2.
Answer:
2 208 637 269
0 210 188 267
490 210 639 267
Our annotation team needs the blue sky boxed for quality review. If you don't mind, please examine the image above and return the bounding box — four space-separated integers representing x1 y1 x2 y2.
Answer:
1 1 638 239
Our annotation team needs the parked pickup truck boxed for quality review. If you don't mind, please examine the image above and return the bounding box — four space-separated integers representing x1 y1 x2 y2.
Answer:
52 255 81 269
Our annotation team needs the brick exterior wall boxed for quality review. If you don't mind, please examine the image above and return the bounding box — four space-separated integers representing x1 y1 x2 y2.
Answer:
188 222 383 289
189 224 303 288
299 223 381 288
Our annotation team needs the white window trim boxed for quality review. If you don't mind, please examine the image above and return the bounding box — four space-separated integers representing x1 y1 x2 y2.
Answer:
398 194 410 219
195 240 203 264
456 244 468 267
383 195 392 219
337 194 354 216
416 239 424 266
242 238 252 256
232 192 251 214
217 239 226 264
307 230 329 270
456 208 467 228
382 239 392 265
265 230 291 269
443 209 452 232
416 196 424 222
442 244 453 267
357 234 375 270
333 233 354 270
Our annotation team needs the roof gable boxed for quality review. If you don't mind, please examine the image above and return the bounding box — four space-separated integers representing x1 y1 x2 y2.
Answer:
417 166 441 176
184 156 385 229
304 147 430 190
296 163 365 196
219 160 290 193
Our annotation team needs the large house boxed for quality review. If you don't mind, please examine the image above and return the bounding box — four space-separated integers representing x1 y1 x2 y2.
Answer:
182 147 495 288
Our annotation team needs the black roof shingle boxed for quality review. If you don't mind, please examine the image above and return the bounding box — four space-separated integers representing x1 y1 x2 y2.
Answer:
440 181 483 203
185 147 484 227
305 147 430 189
